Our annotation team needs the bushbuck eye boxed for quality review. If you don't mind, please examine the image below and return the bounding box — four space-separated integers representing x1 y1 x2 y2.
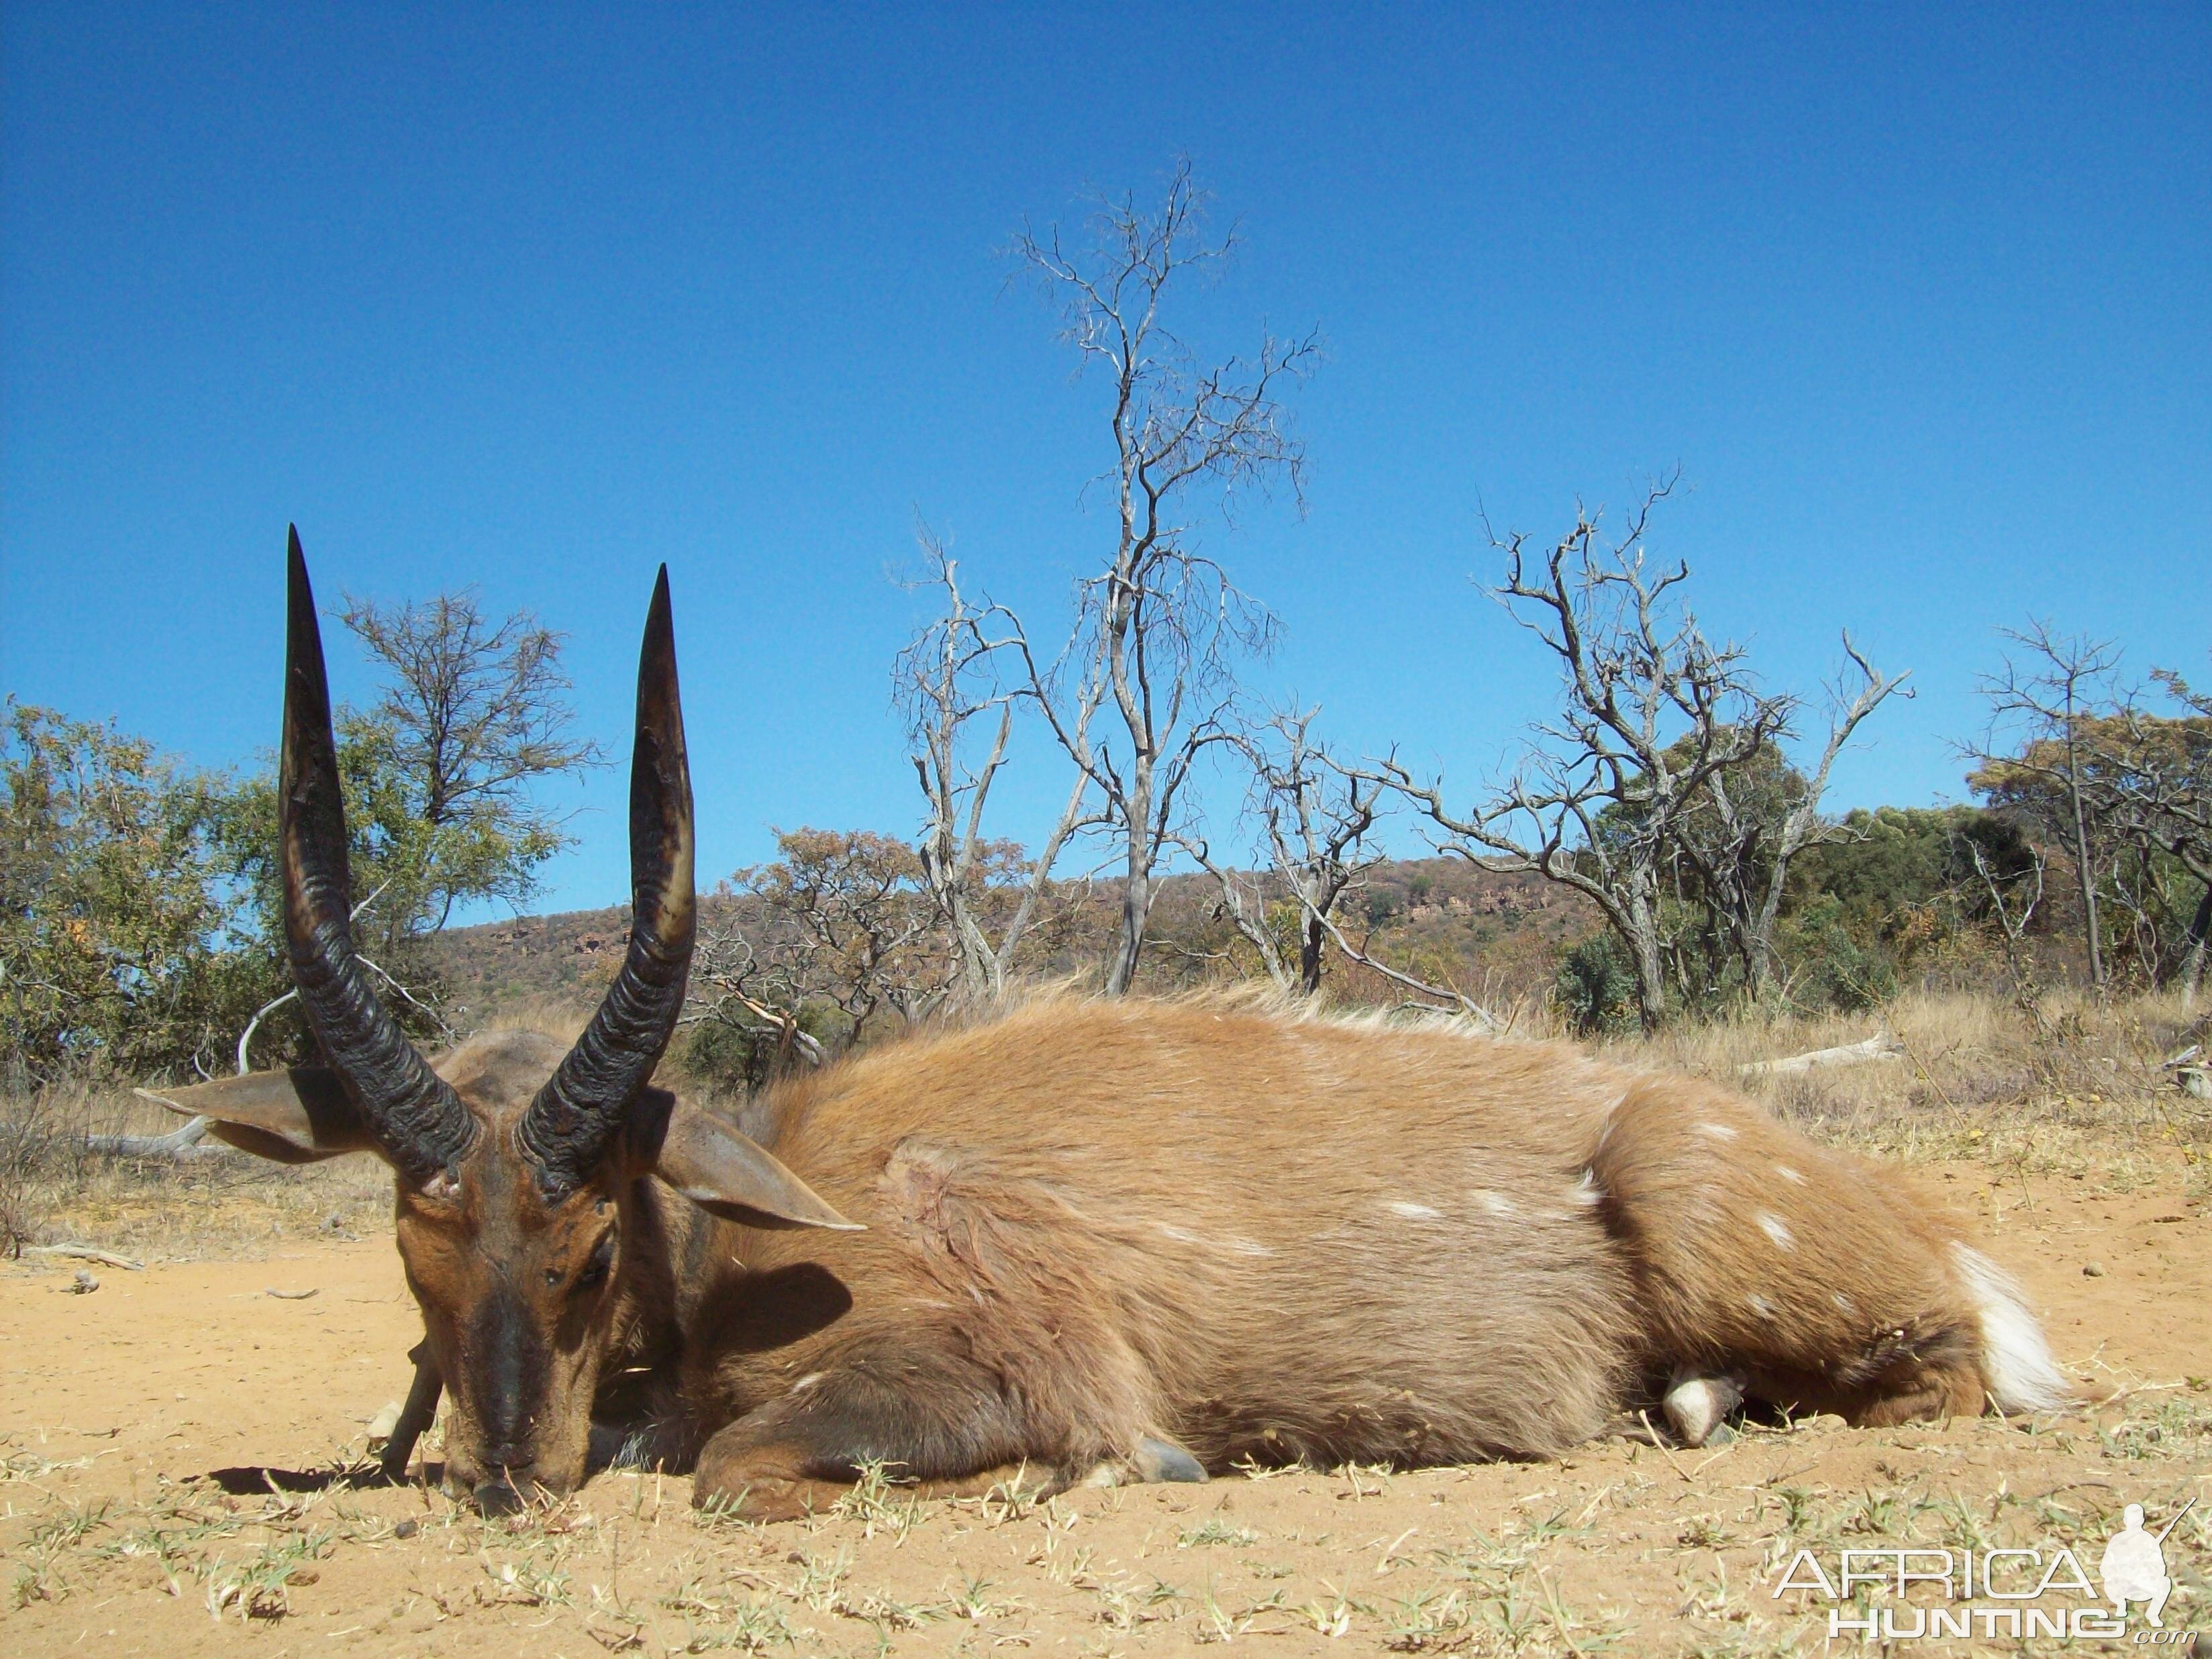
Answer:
572 1235 615 1293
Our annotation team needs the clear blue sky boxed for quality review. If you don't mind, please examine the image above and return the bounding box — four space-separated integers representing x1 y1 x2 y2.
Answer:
4 3 2206 917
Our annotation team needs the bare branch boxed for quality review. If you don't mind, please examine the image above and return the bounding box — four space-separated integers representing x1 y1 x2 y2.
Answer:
1007 161 1319 992
1363 487 1905 1027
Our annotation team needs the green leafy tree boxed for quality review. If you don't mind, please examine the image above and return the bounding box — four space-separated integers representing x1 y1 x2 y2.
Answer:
220 587 599 973
1554 934 1638 1035
0 702 279 1080
335 587 602 944
1970 669 2212 993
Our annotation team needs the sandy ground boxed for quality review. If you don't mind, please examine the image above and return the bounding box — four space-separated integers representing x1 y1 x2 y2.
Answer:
2 1162 2206 1657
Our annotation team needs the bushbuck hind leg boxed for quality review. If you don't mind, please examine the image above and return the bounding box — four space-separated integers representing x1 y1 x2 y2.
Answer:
1796 1318 1990 1427
1591 1078 2062 1436
1662 1369 1744 1448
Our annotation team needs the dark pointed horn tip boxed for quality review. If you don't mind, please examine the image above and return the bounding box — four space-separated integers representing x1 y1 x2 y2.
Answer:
639 564 677 678
286 528 317 624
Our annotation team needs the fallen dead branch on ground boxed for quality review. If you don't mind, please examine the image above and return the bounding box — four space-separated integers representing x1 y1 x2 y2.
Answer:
26 1242 144 1270
1738 1033 1905 1077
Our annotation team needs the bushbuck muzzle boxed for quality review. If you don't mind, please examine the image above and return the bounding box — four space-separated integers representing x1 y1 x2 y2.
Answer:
148 530 855 1507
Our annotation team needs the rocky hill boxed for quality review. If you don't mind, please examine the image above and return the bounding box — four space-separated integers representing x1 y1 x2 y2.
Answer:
423 856 1597 1020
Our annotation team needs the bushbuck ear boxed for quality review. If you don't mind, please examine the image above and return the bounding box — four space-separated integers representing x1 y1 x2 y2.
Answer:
629 1089 860 1231
136 1069 381 1165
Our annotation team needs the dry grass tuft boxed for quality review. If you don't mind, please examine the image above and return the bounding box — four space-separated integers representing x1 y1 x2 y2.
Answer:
5 987 2207 1262
1596 988 2212 1195
0 1080 391 1260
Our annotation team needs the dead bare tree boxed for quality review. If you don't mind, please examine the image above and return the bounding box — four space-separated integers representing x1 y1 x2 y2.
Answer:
1966 623 2125 989
1360 483 1899 1030
1009 160 1319 994
1956 831 2050 1013
2067 666 2212 999
896 532 1108 1002
1667 641 1909 1000
1182 708 1384 994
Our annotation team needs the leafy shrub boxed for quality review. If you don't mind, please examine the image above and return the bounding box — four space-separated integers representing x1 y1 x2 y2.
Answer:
1774 895 1898 1011
1555 934 1639 1035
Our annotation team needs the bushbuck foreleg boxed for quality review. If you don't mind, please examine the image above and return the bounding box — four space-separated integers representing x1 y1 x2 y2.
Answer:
379 1342 443 1482
692 1345 1049 1520
691 1336 1201 1519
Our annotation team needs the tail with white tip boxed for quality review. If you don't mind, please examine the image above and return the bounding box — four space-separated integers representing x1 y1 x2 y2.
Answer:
1952 1244 2072 1413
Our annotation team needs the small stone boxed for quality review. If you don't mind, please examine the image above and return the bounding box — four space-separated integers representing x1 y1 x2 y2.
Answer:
366 1400 403 1440
2083 1261 2106 1277
392 1519 418 1540
68 1270 98 1294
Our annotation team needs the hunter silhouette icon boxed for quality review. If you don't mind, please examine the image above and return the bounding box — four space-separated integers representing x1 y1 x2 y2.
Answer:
2100 1498 2193 1627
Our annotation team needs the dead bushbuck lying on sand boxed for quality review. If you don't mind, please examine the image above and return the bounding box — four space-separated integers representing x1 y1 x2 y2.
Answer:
148 531 2073 1519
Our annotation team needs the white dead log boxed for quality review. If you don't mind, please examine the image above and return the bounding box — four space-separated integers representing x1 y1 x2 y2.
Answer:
28 1242 144 1270
1738 1034 1907 1078
87 1108 223 1160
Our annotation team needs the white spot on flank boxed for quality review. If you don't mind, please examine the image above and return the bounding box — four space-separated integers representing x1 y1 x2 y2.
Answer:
1757 1212 1795 1250
1158 1221 1273 1257
1388 1201 1442 1221
1774 1164 1806 1185
1831 1291 1854 1313
1474 1189 1518 1219
790 1372 823 1393
1570 1170 1603 1207
1746 1295 1775 1319
1694 1121 1740 1142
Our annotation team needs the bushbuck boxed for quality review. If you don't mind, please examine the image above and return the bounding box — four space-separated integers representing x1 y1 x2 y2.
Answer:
152 530 2072 1519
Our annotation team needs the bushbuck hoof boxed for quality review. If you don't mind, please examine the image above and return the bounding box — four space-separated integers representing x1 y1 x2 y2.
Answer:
1662 1372 1745 1448
1134 1436 1209 1483
693 1470 854 1522
1080 1436 1211 1488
